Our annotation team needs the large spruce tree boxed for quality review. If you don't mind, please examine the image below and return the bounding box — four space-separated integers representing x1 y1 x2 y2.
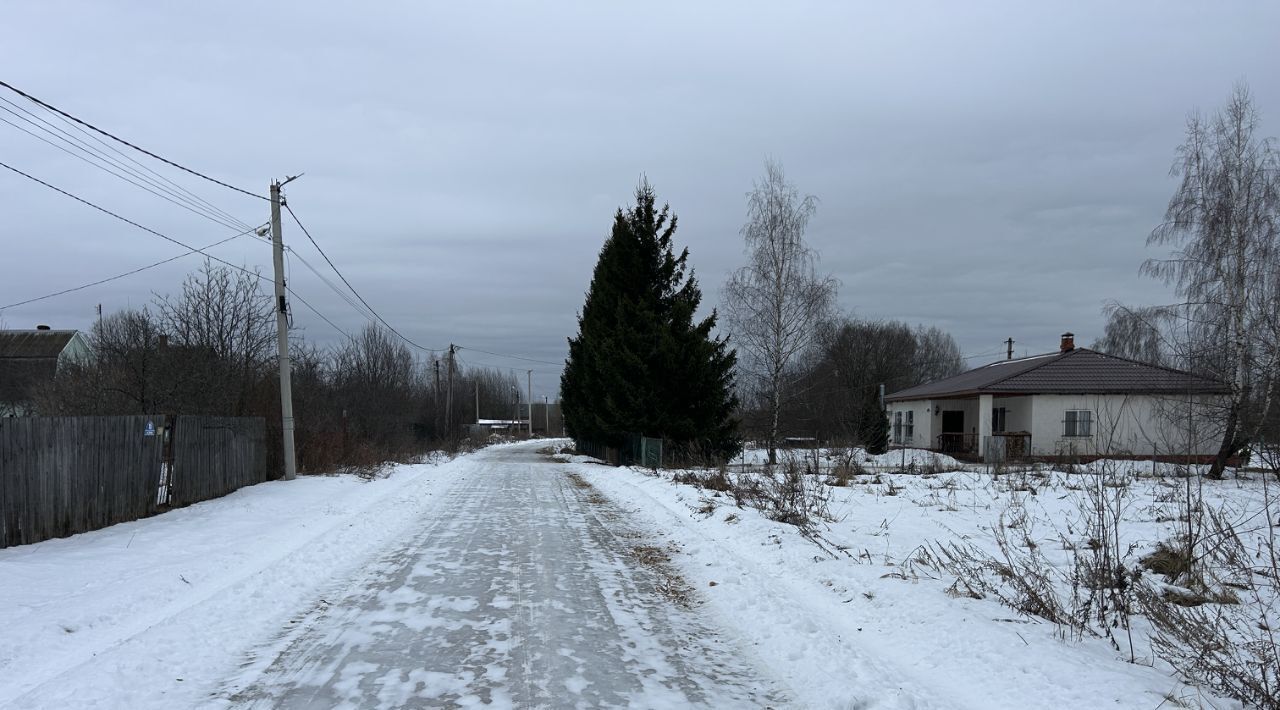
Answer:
561 181 739 460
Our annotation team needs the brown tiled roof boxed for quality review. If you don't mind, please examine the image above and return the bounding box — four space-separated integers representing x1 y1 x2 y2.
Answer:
0 330 78 359
886 348 1229 401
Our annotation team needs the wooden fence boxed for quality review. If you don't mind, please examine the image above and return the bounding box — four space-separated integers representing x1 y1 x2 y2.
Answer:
0 415 268 548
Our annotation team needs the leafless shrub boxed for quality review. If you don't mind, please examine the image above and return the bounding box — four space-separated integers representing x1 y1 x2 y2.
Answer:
918 454 953 475
740 458 831 527
1137 495 1279 708
671 466 734 493
825 453 866 487
918 520 1078 636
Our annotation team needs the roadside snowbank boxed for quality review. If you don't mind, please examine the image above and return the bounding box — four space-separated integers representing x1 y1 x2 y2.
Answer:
576 461 1252 709
0 452 474 709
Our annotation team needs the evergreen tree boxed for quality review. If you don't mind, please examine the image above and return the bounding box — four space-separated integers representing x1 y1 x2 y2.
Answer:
858 395 889 455
561 181 739 459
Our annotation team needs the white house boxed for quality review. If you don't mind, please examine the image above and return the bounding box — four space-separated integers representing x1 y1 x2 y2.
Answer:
0 327 91 416
884 333 1229 462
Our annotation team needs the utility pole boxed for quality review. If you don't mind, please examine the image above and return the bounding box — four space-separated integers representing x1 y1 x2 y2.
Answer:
544 395 550 435
270 178 299 481
527 370 533 438
433 359 441 436
1006 337 1014 361
446 344 456 439
475 381 480 424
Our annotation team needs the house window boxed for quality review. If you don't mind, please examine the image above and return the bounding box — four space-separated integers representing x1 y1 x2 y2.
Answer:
893 411 902 441
905 411 914 441
1064 410 1092 437
992 407 1007 433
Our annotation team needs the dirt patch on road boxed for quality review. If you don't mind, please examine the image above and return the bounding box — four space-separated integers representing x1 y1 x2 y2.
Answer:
631 545 672 565
629 543 695 608
565 473 697 608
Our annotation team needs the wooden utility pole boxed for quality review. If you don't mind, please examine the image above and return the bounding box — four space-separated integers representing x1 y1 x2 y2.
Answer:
270 178 299 480
526 369 533 438
475 381 480 424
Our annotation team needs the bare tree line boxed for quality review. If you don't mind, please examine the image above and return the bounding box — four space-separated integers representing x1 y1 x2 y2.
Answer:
33 260 523 473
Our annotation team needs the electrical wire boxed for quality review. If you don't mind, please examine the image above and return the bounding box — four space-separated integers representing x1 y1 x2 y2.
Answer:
0 94 254 230
0 226 261 311
0 109 253 233
283 200 443 354
0 78 267 201
455 354 559 377
1 94 253 231
456 345 564 367
0 158 351 341
0 159 259 270
286 247 381 326
285 283 354 341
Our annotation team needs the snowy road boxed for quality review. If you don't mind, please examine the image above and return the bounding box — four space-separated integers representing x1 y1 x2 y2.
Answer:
229 444 787 709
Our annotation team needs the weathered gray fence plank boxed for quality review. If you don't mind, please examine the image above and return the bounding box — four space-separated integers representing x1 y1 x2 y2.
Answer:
0 415 266 548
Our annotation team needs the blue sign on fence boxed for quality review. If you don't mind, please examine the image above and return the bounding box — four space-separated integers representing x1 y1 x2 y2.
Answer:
144 420 155 437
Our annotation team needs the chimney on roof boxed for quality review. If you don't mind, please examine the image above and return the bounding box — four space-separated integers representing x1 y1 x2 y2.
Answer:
1060 332 1075 353
36 324 51 331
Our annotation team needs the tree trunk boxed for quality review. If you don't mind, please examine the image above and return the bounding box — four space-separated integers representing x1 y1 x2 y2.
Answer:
768 378 781 466
1208 402 1241 479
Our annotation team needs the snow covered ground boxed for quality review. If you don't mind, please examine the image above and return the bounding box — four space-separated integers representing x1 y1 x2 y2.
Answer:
227 445 786 708
4 439 1270 708
732 445 965 471
569 452 1274 709
0 451 471 709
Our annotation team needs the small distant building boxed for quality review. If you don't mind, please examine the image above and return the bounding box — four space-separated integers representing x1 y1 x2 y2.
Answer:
884 332 1230 462
0 326 91 416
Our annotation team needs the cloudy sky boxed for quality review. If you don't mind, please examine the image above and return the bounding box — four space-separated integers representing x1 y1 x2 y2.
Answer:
2 2 1278 398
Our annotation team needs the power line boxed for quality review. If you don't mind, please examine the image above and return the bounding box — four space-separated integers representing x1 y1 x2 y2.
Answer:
0 78 266 201
0 227 261 311
454 354 558 378
0 110 252 233
456 345 564 367
0 159 354 346
283 200 442 354
286 247 380 325
2 94 254 231
0 96 253 232
0 159 261 268
285 283 354 341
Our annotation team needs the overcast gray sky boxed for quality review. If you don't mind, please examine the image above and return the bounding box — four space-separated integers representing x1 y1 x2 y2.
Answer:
2 1 1278 398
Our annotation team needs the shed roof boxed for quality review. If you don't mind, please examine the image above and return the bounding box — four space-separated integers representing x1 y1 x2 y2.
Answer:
886 348 1229 402
0 330 79 359
0 330 82 405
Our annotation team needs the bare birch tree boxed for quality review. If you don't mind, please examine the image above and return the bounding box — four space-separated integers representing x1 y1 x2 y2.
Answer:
1144 83 1280 478
723 160 837 464
1092 304 1173 367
